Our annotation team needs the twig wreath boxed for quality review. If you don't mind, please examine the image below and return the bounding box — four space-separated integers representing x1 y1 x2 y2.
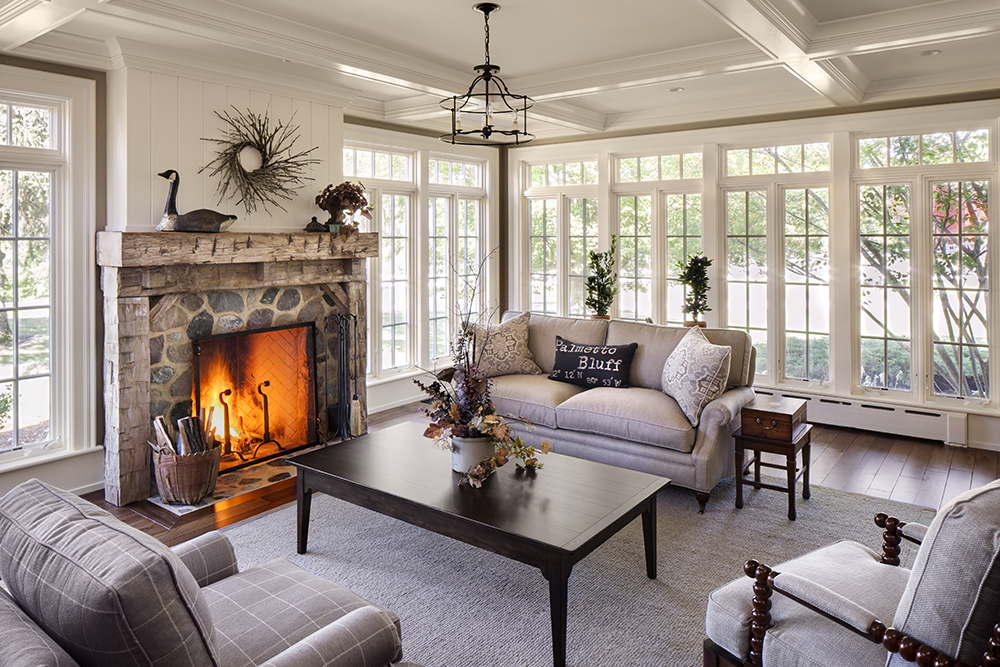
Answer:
200 107 320 215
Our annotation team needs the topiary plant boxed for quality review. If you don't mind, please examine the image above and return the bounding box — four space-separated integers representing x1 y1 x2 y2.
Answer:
677 252 713 323
585 235 619 317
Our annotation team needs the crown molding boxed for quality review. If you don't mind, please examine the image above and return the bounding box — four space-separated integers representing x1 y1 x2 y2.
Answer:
0 0 45 26
107 36 361 108
12 29 114 69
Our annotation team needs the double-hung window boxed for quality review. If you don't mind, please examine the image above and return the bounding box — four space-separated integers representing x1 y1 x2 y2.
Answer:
614 152 703 323
0 66 95 468
343 145 415 376
427 157 486 362
524 160 599 316
722 141 832 383
856 128 992 403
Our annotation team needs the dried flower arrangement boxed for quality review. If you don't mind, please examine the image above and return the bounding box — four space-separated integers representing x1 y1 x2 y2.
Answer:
414 253 549 487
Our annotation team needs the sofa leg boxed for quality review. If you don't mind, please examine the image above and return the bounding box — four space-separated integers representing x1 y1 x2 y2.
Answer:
696 491 710 513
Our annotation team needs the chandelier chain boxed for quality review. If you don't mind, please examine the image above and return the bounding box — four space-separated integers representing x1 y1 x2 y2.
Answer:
483 11 490 64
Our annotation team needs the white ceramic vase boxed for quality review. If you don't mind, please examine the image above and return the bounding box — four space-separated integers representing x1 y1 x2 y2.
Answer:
451 435 495 474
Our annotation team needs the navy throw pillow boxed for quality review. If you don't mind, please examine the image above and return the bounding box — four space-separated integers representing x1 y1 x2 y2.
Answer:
548 336 638 389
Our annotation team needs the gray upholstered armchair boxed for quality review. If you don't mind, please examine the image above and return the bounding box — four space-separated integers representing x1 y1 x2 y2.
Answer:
704 479 1000 667
0 479 419 667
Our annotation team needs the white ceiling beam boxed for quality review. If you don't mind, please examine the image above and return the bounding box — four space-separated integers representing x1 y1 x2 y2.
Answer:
0 0 105 51
697 0 866 105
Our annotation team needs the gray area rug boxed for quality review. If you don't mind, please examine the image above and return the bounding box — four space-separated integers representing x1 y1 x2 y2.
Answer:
222 476 935 667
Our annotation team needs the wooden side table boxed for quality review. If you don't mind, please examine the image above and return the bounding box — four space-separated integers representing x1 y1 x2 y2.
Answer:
734 398 812 520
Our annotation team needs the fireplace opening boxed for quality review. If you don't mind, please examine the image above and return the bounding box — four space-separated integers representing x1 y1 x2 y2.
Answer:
193 323 319 474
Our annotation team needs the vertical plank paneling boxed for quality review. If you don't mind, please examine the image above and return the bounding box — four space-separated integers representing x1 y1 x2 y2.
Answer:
176 77 205 213
149 73 178 228
202 82 228 215
126 69 152 229
309 101 330 226
226 86 252 223
329 107 344 186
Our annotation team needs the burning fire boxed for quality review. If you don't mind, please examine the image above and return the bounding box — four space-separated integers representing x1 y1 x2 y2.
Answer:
193 326 315 470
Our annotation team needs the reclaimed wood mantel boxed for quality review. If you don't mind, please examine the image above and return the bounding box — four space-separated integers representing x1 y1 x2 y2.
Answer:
97 231 378 506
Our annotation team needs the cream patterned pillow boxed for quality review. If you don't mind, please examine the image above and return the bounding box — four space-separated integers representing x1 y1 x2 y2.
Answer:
475 311 542 377
661 326 732 427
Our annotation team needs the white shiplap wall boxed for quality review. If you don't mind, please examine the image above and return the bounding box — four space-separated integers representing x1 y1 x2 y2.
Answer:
108 66 346 232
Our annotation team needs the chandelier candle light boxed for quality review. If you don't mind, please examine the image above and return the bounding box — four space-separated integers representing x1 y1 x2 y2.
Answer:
440 3 534 146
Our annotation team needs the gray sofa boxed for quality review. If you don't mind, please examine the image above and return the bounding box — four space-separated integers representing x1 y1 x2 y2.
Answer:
0 479 419 667
490 313 756 511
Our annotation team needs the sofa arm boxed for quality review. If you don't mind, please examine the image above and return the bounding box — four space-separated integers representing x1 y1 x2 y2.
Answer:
691 387 756 495
260 606 403 667
170 530 239 587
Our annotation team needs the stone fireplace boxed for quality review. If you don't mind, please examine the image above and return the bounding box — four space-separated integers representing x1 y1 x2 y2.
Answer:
97 231 376 506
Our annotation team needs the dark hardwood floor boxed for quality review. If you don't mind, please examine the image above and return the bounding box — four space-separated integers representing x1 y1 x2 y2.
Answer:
83 402 996 546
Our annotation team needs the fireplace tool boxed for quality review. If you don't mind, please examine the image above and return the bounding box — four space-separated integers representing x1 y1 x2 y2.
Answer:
325 314 353 441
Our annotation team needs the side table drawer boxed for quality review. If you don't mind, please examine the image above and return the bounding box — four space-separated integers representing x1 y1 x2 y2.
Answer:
741 395 806 441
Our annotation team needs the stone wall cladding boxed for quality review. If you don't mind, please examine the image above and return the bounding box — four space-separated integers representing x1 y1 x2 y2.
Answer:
149 286 342 436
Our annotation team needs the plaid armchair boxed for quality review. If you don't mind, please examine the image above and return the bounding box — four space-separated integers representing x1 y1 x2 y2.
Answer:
0 479 420 667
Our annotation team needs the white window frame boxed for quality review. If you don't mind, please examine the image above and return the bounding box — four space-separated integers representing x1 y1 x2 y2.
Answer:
0 65 96 473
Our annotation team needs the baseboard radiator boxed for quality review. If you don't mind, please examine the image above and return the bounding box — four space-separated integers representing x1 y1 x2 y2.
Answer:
754 391 969 447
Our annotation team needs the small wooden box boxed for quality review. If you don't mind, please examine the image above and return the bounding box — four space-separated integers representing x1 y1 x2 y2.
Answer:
741 395 807 441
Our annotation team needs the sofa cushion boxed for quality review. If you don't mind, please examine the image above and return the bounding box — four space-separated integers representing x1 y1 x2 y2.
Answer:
0 587 80 667
504 312 609 375
606 320 752 389
475 311 542 377
661 326 731 427
490 374 587 428
204 558 402 667
555 387 696 452
0 479 219 667
549 335 638 388
707 540 907 665
888 479 1000 667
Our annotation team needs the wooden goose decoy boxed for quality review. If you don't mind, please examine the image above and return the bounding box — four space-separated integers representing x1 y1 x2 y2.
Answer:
156 170 237 232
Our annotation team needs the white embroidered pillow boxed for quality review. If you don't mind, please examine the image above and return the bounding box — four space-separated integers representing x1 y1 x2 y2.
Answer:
475 311 542 378
661 326 732 427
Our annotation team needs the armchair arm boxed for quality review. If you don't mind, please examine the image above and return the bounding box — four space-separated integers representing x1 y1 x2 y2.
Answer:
170 530 239 587
260 606 403 667
770 572 881 636
744 560 981 667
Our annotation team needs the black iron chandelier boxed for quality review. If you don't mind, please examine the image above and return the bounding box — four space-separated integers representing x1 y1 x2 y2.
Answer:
439 3 534 146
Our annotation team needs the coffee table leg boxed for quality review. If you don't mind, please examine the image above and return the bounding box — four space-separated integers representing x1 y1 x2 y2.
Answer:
641 497 657 579
296 472 312 554
544 560 570 667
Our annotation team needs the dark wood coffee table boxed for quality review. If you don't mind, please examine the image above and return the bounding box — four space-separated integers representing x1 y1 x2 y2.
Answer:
289 420 670 667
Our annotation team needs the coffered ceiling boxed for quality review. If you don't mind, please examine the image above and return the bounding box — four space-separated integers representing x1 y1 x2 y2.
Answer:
3 0 999 140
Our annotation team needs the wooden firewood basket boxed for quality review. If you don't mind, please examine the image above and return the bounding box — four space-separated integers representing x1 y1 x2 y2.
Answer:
153 448 221 505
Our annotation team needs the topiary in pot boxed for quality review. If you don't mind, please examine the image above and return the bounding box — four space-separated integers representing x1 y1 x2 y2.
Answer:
585 235 619 318
676 252 713 325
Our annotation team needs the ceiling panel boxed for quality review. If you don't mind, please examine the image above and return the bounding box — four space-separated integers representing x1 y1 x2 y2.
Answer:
221 0 741 76
798 0 944 24
851 33 1000 83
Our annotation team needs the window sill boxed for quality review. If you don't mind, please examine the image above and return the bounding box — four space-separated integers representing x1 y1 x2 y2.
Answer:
0 445 103 476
